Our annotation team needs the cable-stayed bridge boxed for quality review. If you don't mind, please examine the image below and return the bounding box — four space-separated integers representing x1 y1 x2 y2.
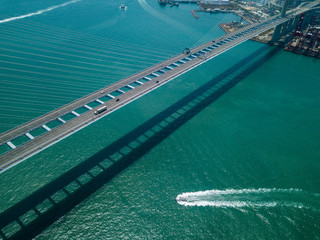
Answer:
0 0 319 173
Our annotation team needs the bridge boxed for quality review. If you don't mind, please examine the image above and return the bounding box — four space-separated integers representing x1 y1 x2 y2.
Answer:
0 0 319 173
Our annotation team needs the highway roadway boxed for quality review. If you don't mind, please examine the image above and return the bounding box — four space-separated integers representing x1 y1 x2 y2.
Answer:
0 0 318 172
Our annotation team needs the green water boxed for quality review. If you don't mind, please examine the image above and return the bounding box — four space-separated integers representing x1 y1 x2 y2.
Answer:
0 0 320 239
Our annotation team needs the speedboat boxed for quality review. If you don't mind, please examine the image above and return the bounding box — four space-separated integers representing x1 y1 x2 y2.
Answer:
176 196 188 202
119 4 127 10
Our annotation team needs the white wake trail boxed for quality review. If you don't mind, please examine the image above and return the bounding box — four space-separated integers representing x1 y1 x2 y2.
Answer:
176 188 320 210
180 200 304 208
180 188 303 196
0 0 82 24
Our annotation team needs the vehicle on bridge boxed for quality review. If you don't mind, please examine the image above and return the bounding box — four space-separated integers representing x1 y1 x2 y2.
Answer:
94 106 107 115
183 48 191 54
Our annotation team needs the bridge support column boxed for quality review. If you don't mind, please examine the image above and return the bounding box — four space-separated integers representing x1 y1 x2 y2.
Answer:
281 0 291 17
271 0 291 44
271 24 282 43
271 8 312 45
287 17 296 33
302 10 315 29
283 19 295 42
271 20 293 44
289 14 301 32
281 21 290 34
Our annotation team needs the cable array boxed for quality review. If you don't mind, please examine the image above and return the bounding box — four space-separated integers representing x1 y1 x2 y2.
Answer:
0 13 177 132
192 14 239 48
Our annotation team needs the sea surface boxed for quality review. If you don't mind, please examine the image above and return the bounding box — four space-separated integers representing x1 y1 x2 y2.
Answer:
0 0 319 239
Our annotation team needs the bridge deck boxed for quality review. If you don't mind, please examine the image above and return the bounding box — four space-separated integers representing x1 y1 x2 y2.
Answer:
0 0 318 172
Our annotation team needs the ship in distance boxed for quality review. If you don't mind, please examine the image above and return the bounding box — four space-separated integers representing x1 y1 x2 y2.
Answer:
119 3 127 10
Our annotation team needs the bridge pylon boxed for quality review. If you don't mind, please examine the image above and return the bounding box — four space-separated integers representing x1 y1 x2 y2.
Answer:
281 0 291 17
270 0 292 44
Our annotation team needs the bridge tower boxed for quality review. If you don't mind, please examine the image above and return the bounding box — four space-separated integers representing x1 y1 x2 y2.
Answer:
281 0 291 17
271 0 292 43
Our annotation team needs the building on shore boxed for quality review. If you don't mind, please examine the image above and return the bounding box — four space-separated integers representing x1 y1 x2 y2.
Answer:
199 0 230 5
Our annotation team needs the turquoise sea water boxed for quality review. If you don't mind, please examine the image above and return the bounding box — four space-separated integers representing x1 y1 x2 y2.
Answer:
0 0 320 239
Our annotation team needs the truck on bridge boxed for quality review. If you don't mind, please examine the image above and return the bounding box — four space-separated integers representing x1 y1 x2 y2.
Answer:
94 106 107 115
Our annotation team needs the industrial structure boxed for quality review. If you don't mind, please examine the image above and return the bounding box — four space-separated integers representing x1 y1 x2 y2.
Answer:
285 13 320 56
214 0 319 56
199 0 230 5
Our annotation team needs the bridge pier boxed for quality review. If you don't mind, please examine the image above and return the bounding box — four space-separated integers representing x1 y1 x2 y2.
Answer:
281 0 291 17
288 16 299 32
271 7 317 45
302 9 316 29
270 17 298 44
270 0 291 43
283 18 296 42
270 24 282 43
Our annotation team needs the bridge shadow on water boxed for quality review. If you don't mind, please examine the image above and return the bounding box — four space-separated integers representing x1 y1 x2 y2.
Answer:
0 45 280 240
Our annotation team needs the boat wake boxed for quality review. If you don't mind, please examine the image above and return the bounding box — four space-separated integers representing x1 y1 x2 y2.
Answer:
0 0 82 24
176 188 320 210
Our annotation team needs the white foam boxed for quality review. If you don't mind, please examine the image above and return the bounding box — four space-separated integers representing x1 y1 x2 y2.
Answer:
178 200 305 209
180 200 278 208
179 188 303 198
176 188 318 209
0 0 82 24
